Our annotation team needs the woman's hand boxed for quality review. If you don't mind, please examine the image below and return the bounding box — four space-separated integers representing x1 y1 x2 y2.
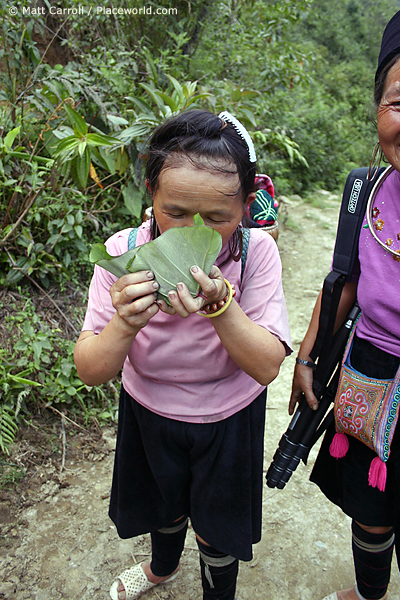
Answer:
110 270 160 332
158 264 227 318
288 282 357 415
288 363 319 415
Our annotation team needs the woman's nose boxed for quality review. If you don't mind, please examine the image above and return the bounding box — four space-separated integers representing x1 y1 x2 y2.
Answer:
182 215 195 227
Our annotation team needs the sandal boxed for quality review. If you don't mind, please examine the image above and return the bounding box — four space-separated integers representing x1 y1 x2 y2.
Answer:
109 562 178 600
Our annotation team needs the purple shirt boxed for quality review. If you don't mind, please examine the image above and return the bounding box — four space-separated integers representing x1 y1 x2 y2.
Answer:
82 222 292 423
356 167 400 357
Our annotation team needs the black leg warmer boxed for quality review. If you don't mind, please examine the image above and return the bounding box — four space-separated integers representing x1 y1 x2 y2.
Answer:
150 515 188 577
352 520 394 600
197 538 239 600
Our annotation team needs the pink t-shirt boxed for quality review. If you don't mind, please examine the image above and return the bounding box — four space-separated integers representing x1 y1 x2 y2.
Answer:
356 167 400 357
82 222 292 423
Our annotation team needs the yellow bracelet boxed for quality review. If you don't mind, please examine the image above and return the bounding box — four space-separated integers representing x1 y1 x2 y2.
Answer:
197 280 234 318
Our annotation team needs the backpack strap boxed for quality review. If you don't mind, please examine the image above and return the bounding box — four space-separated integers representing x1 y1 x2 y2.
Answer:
309 166 386 380
305 168 387 443
332 166 385 278
241 227 250 282
128 227 138 250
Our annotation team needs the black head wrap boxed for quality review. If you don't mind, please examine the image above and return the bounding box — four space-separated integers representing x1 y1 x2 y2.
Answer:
376 10 400 82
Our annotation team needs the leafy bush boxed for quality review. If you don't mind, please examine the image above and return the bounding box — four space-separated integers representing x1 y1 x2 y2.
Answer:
0 30 266 454
0 292 119 453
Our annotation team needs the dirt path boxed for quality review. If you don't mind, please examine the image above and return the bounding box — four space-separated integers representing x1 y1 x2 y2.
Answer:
1 193 400 600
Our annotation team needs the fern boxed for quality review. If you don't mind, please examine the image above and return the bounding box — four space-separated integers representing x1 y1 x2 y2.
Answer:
40 71 111 124
0 408 18 456
42 81 63 102
58 77 75 98
15 389 30 420
30 91 57 114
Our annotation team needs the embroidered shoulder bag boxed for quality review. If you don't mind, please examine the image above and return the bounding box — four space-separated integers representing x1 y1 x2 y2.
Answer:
329 318 400 491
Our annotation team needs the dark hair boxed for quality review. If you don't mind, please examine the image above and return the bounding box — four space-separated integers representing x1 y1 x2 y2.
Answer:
374 52 400 106
144 110 256 258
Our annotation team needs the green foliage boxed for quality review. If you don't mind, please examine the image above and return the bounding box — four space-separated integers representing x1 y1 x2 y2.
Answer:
0 339 42 454
0 458 25 488
50 104 121 188
263 0 399 193
0 294 119 454
188 0 313 88
0 406 19 454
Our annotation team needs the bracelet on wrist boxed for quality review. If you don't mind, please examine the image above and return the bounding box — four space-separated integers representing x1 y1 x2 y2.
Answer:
197 280 236 318
295 357 316 370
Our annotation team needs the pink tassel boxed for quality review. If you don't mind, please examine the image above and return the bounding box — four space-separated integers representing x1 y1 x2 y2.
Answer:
329 432 349 459
368 457 387 492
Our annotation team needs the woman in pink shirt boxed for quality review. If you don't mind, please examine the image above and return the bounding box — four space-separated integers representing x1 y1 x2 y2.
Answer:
289 11 400 600
74 109 291 600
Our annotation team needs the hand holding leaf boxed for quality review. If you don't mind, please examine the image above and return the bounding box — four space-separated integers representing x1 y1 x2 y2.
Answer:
90 214 222 304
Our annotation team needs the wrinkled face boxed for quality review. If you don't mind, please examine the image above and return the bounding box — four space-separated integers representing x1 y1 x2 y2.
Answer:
377 59 400 173
151 158 254 247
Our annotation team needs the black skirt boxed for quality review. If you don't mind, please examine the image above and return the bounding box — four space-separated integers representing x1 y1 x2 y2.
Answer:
310 333 400 526
109 386 267 561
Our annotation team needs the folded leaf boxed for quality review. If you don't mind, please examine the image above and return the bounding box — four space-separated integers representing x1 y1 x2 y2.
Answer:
90 214 222 304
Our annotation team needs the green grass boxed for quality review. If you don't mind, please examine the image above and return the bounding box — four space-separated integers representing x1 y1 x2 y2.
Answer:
0 458 25 489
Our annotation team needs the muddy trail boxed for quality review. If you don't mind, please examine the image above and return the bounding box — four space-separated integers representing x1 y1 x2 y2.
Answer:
1 192 400 600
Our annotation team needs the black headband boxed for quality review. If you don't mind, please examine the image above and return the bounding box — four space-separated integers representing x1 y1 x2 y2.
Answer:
376 10 400 82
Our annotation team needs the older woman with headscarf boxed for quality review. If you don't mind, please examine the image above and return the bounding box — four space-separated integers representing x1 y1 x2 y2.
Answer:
289 11 400 600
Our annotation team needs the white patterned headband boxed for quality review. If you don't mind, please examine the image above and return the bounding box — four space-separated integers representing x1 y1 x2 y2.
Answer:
218 111 257 163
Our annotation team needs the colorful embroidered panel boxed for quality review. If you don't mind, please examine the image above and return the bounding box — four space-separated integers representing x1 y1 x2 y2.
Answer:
334 320 400 462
